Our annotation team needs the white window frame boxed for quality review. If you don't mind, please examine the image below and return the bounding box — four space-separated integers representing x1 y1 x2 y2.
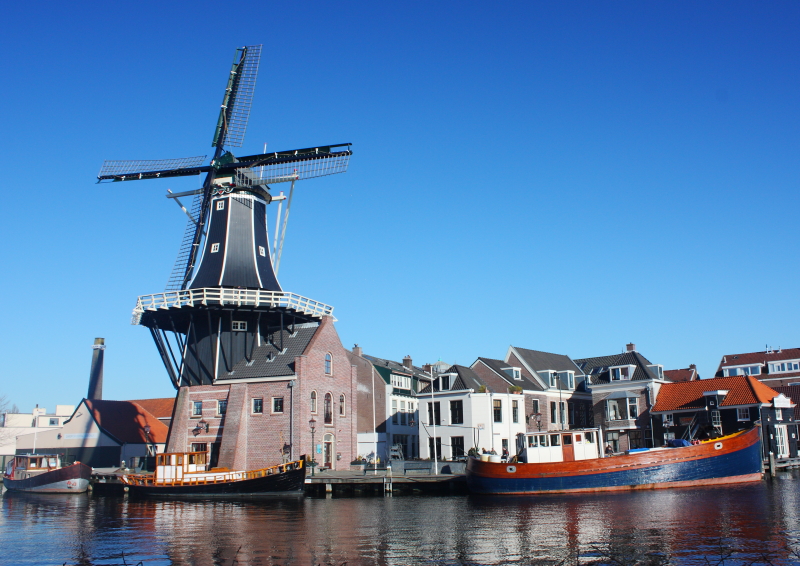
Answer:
192 401 202 417
271 397 284 414
217 400 227 416
737 407 749 421
252 398 263 414
211 243 220 253
324 353 333 375
216 200 225 210
258 246 266 257
776 408 783 420
627 397 638 419
340 394 346 417
662 413 674 426
232 321 247 331
310 391 317 414
711 410 722 427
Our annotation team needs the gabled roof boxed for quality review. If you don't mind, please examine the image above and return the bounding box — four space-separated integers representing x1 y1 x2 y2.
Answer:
82 399 169 444
127 398 175 419
652 376 780 413
574 351 657 385
363 355 432 381
474 357 542 391
772 386 800 420
511 347 584 375
419 365 486 393
217 323 319 381
664 368 697 382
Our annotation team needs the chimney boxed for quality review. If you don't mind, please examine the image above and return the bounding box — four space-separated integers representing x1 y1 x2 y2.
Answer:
422 363 433 374
352 344 363 358
403 355 413 369
689 364 697 371
87 338 105 400
626 343 636 352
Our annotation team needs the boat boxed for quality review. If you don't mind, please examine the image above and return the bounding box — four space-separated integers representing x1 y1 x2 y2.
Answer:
120 450 306 497
465 426 763 495
3 454 91 493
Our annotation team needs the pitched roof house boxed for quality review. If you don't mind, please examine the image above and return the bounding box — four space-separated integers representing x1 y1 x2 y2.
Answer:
663 364 700 382
716 347 800 387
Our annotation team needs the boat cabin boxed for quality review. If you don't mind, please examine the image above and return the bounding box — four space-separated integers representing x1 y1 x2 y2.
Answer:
516 429 601 463
4 454 62 481
154 451 210 483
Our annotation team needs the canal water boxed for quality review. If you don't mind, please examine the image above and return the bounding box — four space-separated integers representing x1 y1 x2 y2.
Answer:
3 472 800 566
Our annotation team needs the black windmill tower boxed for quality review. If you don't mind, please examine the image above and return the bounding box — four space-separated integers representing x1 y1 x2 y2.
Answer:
98 45 352 388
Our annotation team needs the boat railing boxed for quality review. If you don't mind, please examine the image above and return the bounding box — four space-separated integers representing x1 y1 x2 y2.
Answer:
122 459 304 487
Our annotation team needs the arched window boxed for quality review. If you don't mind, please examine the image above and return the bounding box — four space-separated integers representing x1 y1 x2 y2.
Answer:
310 391 317 414
324 353 333 375
339 394 346 416
324 393 333 424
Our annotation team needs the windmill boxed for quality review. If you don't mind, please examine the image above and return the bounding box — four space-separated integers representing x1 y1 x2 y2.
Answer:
97 45 352 388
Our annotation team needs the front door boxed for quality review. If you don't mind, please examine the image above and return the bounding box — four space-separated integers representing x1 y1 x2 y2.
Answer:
562 433 575 462
775 425 789 458
324 434 334 468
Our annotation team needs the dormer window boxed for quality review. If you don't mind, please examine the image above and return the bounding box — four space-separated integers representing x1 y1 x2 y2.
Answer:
440 375 450 390
610 366 634 381
504 367 522 380
724 365 762 377
648 365 664 379
769 362 800 374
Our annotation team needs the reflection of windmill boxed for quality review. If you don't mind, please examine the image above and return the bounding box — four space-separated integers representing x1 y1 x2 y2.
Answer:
97 45 352 388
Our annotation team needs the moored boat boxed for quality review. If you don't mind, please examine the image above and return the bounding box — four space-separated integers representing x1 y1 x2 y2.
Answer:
120 450 306 497
3 454 91 493
466 426 763 495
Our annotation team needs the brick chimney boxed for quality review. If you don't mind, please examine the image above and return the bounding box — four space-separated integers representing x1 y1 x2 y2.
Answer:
403 355 413 369
352 344 363 358
422 363 433 374
626 343 636 352
87 337 105 400
689 364 697 370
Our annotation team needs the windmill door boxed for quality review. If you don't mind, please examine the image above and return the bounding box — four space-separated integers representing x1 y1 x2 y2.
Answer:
562 434 575 462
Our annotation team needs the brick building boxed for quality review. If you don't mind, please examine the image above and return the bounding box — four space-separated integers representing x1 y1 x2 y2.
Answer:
166 316 357 471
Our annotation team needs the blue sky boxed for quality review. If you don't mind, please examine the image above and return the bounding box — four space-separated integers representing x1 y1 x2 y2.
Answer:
1 2 798 412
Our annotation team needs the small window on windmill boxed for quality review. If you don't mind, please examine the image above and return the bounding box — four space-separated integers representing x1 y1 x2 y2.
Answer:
216 201 225 211
232 321 247 331
211 243 220 253
258 246 266 257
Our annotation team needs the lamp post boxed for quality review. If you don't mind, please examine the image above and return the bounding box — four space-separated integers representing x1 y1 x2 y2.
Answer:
429 366 438 476
535 412 542 432
309 417 317 477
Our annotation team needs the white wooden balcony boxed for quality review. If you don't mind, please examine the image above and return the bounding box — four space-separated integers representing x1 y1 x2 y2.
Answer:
132 287 334 325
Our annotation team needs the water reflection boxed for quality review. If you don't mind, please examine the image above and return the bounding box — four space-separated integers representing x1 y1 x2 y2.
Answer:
3 474 800 565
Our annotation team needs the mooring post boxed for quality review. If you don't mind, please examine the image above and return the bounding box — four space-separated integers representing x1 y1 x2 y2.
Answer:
769 452 776 477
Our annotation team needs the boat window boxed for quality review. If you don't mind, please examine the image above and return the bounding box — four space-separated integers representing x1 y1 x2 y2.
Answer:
30 460 37 468
189 454 196 464
157 455 165 465
48 458 58 468
575 434 583 443
198 453 207 465
177 456 184 465
538 435 549 447
527 435 535 447
563 435 573 445
585 431 594 443
550 434 561 447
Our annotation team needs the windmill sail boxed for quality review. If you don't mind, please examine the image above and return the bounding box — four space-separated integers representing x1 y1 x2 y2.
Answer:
213 45 261 149
229 144 353 186
97 156 207 182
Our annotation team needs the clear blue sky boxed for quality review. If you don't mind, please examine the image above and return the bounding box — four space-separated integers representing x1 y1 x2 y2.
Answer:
1 2 798 412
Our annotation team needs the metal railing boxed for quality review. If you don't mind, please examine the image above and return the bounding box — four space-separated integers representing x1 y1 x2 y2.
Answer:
132 287 334 324
122 459 303 487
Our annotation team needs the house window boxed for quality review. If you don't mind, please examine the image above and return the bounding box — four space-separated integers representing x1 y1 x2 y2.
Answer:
512 400 519 423
49 418 59 426
252 398 263 414
776 408 783 420
551 401 557 423
258 246 266 257
232 321 247 331
272 397 284 414
450 400 464 424
339 394 345 417
451 436 465 458
211 243 220 253
191 442 208 453
566 373 575 390
324 353 332 375
711 410 722 427
192 401 202 417
611 368 621 381
493 399 502 423
737 408 749 421
217 400 227 416
440 375 450 390
559 402 566 425
392 400 398 424
548 372 557 388
663 413 674 426
769 362 800 373
531 399 539 416
324 393 332 424
628 398 639 419
427 402 441 426
310 391 317 413
216 200 225 210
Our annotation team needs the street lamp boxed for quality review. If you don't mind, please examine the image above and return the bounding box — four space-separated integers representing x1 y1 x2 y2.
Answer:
309 417 317 477
535 412 542 432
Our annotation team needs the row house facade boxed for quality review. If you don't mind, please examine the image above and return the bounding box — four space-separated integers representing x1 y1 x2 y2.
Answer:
575 344 672 452
717 347 800 388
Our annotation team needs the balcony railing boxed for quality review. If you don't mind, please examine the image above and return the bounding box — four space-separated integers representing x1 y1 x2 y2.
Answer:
605 418 638 430
132 287 334 324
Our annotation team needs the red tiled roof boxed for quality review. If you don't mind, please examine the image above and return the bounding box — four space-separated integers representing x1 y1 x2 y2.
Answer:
127 398 175 419
664 368 696 382
718 348 800 369
84 399 169 444
653 376 780 412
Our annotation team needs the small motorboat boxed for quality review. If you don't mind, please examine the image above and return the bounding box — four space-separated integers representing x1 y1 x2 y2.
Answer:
120 450 306 497
3 454 91 493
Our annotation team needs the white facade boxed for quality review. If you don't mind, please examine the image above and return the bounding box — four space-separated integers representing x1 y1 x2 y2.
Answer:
420 391 526 460
0 405 74 469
